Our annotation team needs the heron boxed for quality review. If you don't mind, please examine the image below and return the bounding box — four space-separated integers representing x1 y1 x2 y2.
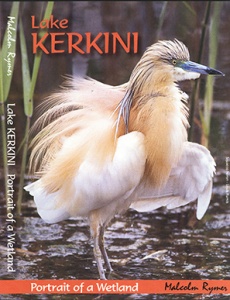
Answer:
24 39 224 280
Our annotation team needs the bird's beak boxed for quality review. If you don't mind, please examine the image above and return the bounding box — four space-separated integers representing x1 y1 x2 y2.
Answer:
181 61 225 76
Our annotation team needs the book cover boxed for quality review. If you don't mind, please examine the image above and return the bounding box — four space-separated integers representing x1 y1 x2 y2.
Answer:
0 1 229 298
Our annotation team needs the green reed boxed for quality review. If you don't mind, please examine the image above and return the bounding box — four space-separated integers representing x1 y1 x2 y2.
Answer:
17 1 54 215
0 1 54 214
0 2 19 205
188 1 223 147
188 1 212 142
200 2 223 147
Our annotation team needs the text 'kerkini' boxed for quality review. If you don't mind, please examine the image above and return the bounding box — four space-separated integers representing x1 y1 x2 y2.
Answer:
31 15 139 54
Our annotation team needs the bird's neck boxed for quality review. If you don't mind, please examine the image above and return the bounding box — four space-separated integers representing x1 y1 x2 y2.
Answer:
127 70 189 187
131 66 175 99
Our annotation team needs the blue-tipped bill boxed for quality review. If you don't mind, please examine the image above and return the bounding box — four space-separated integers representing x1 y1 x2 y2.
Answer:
181 61 224 76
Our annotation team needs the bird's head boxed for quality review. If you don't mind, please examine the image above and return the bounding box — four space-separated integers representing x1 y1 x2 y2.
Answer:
147 39 224 81
117 39 224 134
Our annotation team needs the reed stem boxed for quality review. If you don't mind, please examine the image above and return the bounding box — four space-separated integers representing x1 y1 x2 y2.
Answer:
201 2 223 147
0 2 19 207
188 1 212 141
16 1 54 214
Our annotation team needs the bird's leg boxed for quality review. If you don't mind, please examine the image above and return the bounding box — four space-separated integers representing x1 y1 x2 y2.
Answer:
99 225 113 273
93 225 107 280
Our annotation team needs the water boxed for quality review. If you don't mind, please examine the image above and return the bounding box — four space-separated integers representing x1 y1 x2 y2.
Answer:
0 198 229 299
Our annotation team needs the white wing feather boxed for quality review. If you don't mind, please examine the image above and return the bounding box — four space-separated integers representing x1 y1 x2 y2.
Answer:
130 142 216 219
25 131 146 223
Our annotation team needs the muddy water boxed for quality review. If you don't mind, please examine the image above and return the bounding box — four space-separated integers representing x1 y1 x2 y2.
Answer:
0 142 230 300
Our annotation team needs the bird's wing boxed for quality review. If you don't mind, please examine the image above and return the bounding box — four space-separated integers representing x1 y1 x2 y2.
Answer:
25 130 146 223
130 142 216 219
25 77 142 224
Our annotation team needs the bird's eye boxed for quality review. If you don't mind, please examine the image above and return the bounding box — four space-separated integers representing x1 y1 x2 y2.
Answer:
172 59 177 65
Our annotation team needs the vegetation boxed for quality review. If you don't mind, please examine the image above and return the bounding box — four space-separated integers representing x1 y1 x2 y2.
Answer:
0 2 54 214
